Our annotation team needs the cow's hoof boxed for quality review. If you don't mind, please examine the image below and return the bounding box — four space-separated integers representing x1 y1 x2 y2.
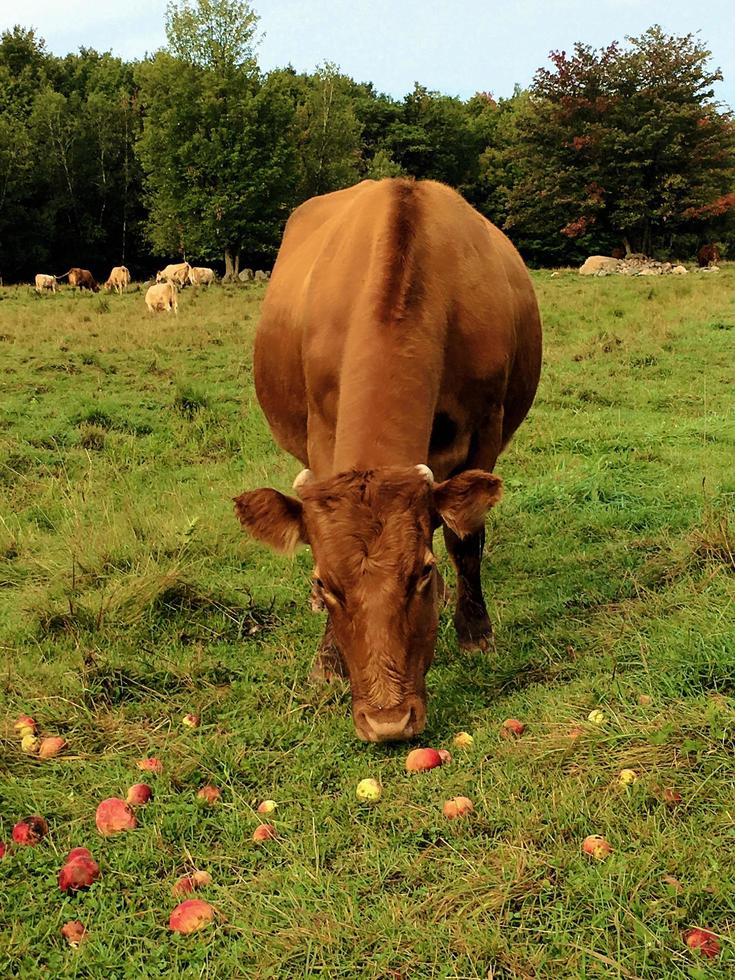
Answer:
455 612 494 652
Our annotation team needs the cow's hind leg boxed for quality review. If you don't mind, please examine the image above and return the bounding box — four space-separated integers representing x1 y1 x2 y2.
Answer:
310 615 348 683
444 524 493 651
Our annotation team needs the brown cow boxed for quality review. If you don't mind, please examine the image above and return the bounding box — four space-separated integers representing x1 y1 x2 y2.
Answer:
61 268 99 292
697 244 721 268
234 178 542 743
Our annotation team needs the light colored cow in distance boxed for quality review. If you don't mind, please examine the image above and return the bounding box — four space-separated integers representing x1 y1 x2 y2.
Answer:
156 262 190 287
145 281 178 314
104 266 131 294
188 266 215 286
35 274 57 293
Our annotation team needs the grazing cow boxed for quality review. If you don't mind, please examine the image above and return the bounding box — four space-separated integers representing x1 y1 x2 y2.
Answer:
60 268 99 292
35 274 57 293
145 281 178 314
697 244 721 268
104 266 131 294
234 178 542 743
188 266 215 286
156 262 191 287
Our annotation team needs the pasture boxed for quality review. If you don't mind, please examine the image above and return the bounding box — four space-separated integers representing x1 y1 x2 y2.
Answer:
1 271 734 978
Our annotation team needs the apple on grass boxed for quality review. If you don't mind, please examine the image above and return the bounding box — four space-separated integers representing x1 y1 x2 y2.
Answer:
21 734 40 754
405 748 443 772
59 856 100 892
252 824 277 842
356 779 381 802
182 714 200 728
0 841 6 859
95 798 137 836
452 732 474 749
136 757 163 774
14 715 36 736
257 799 277 814
126 784 153 806
618 769 638 786
684 928 720 958
12 816 48 845
169 899 215 934
172 871 212 897
61 921 88 947
500 719 525 739
582 835 612 860
38 736 67 759
196 785 221 804
443 797 474 819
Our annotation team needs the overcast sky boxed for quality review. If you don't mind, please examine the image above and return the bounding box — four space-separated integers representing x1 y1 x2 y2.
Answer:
4 0 735 109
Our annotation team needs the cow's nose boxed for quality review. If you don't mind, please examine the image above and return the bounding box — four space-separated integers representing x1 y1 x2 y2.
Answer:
358 706 416 743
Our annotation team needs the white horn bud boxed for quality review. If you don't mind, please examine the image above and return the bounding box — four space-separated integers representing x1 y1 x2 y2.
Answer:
415 464 434 484
293 468 314 491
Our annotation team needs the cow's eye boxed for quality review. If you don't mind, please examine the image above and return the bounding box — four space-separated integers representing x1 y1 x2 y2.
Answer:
416 560 436 591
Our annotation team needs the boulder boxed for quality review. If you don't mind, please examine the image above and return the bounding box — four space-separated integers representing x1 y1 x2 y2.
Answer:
238 268 254 282
579 256 620 276
672 265 688 275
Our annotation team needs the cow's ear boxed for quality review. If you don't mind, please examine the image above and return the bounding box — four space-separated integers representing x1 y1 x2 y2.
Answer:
234 489 309 554
433 470 503 538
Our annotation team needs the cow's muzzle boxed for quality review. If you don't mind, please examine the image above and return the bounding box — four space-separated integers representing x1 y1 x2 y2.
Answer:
353 699 426 743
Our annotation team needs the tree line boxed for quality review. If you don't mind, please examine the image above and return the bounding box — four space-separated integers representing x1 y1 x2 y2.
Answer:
1 0 733 282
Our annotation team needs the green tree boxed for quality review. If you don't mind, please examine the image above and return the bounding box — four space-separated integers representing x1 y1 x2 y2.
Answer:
136 1 299 277
503 27 735 263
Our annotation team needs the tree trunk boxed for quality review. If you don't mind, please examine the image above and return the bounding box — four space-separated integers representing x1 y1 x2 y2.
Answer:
223 247 241 281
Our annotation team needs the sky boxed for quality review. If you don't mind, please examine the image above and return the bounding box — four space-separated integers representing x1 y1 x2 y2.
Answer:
4 0 735 109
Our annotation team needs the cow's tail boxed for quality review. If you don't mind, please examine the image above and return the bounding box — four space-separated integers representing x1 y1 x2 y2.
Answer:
54 269 73 281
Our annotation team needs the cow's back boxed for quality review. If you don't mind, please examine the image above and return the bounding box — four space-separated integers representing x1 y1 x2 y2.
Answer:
255 179 541 478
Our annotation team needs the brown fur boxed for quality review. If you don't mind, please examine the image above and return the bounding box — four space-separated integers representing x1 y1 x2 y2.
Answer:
237 178 543 741
697 244 720 267
64 268 99 292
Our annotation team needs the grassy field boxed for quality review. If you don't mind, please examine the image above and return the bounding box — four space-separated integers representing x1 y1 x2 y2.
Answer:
1 269 734 979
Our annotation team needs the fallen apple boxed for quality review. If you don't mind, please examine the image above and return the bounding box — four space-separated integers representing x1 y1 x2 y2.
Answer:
405 748 443 772
252 823 277 842
684 927 720 958
12 816 48 845
182 713 200 728
355 778 382 802
442 796 474 819
66 847 92 863
14 715 36 735
61 920 88 948
59 856 100 892
136 757 163 774
663 787 683 805
0 841 6 859
637 694 653 706
172 870 212 897
587 709 605 725
126 783 153 806
567 726 584 739
169 899 215 934
500 719 525 739
618 769 638 786
452 732 474 749
257 799 277 814
21 733 40 754
196 785 221 804
95 798 137 836
38 736 67 759
437 749 452 765
582 834 612 860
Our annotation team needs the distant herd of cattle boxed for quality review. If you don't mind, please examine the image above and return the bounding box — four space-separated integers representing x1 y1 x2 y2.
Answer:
32 262 270 312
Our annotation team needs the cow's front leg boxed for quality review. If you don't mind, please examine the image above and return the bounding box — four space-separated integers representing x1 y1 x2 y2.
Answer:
310 615 348 682
443 524 493 650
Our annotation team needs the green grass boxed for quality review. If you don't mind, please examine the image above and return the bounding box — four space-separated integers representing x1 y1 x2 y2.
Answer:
1 270 734 978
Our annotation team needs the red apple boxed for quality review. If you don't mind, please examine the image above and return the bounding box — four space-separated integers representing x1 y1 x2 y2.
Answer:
405 748 443 772
126 783 153 806
663 787 682 805
182 713 200 728
500 719 525 739
196 785 221 804
684 927 720 958
38 736 67 759
95 798 137 836
66 847 92 863
59 856 100 892
136 757 163 773
582 835 613 860
0 841 6 859
442 796 474 819
14 715 36 735
61 920 88 947
169 899 215 934
257 799 277 814
252 823 277 842
172 870 212 897
12 815 48 845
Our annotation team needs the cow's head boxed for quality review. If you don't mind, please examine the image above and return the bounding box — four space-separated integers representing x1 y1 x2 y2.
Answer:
234 466 502 742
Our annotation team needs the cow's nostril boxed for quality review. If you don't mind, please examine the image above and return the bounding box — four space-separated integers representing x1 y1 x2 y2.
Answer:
361 707 413 742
